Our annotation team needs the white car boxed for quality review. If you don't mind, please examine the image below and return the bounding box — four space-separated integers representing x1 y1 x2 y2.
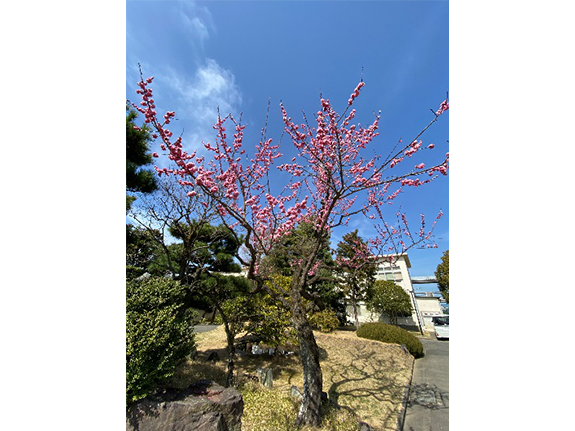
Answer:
432 316 449 340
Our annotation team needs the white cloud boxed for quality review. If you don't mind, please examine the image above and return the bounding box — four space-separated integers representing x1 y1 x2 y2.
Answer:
182 15 209 44
127 1 242 165
165 58 241 122
178 1 214 51
150 59 242 161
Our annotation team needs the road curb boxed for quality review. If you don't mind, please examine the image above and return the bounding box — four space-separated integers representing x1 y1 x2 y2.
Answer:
396 354 415 431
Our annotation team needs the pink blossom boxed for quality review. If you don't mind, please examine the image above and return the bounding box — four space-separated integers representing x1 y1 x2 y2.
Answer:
436 100 449 116
347 81 365 105
133 74 448 281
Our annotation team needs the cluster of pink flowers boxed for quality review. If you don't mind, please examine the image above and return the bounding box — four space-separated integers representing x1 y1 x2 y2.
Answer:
436 99 449 116
418 214 426 238
401 178 430 187
131 72 449 270
404 140 422 157
426 155 449 177
348 81 365 105
134 76 158 125
307 260 322 276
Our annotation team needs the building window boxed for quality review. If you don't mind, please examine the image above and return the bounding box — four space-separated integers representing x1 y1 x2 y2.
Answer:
378 265 400 271
378 271 403 282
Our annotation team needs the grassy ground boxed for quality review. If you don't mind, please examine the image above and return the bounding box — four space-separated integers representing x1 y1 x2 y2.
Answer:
168 326 414 431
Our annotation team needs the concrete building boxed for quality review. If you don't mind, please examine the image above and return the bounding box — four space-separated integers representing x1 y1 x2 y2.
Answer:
346 253 425 332
414 292 444 330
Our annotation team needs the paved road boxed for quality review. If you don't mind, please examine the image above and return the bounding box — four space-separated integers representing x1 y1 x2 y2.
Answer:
403 337 449 431
194 324 220 333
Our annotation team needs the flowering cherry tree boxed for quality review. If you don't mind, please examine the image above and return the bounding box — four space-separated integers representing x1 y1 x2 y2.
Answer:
130 68 448 426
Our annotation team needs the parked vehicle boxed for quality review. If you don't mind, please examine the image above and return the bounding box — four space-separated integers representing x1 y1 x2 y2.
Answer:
432 315 449 340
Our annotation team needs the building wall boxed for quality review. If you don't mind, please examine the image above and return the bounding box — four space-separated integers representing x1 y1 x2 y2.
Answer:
349 254 422 330
346 302 419 328
415 296 443 330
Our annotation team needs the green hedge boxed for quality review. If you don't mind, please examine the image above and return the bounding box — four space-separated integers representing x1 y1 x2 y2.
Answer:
356 322 424 358
126 277 196 404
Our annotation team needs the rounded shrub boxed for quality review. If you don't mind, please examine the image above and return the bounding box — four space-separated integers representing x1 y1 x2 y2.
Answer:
356 322 424 358
126 276 196 404
308 309 340 333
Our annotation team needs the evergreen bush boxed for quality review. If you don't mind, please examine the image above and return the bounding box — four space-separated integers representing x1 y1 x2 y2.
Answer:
245 295 297 347
126 276 196 404
356 322 424 358
308 309 340 333
243 275 298 347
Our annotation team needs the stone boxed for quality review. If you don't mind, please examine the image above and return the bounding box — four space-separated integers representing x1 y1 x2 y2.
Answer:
288 387 326 402
126 380 243 431
268 347 275 356
256 367 273 388
290 385 302 400
251 345 263 355
135 272 152 282
358 421 374 431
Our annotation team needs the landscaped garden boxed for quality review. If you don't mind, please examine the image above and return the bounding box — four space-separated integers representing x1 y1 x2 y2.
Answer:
126 41 447 428
167 325 415 431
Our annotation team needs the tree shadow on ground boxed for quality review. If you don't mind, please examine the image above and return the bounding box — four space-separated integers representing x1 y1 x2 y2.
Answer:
322 340 412 430
408 382 448 410
403 383 448 431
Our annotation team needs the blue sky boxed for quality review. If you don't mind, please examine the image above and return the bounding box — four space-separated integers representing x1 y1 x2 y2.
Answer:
126 0 449 286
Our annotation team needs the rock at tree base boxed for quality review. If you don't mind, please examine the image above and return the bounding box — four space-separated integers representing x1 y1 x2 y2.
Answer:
290 385 302 400
126 380 243 431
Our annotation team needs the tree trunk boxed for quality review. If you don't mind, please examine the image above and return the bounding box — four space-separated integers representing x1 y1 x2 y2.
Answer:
209 308 217 324
224 324 236 387
352 295 360 329
219 309 236 388
291 300 323 427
